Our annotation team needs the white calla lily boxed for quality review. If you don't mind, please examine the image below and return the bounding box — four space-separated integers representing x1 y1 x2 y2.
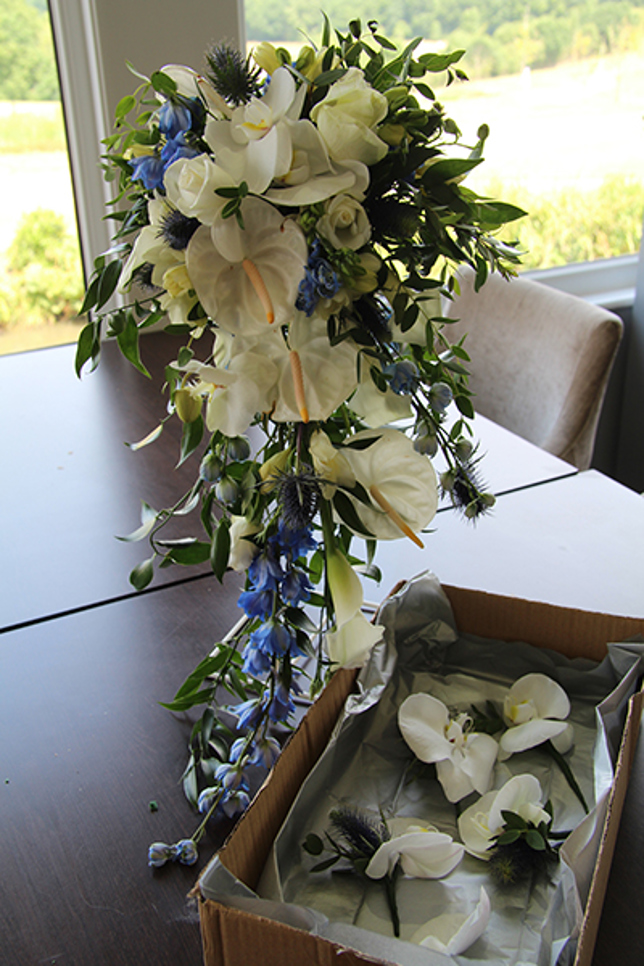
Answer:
458 774 550 859
500 673 573 757
398 693 498 803
186 197 307 336
366 820 464 880
411 887 491 955
325 548 364 626
325 612 383 669
340 428 438 545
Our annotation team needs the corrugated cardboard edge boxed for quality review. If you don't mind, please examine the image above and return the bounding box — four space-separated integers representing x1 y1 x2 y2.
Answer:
196 583 644 966
573 689 644 966
199 900 393 966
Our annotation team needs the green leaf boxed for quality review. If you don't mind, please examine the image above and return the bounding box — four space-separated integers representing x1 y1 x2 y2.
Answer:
177 414 204 467
115 94 136 119
421 157 482 186
418 50 465 72
501 810 528 829
116 313 150 377
150 70 178 96
164 540 211 565
211 518 231 582
454 394 475 419
310 855 341 873
182 754 199 807
303 833 324 856
284 607 317 634
525 829 547 851
96 258 123 310
496 828 521 845
126 423 164 451
74 321 100 377
332 491 375 538
79 274 100 316
314 67 348 87
129 557 155 590
172 651 231 701
160 686 216 712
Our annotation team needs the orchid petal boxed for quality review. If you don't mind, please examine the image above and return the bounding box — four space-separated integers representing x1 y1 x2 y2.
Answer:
366 827 463 880
505 673 570 721
458 774 548 859
398 693 452 763
412 887 491 955
499 717 569 755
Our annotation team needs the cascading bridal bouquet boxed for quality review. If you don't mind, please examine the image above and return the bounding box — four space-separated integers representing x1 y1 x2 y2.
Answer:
75 15 525 867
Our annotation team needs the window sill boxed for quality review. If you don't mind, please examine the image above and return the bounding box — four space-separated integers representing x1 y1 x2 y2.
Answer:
526 254 638 311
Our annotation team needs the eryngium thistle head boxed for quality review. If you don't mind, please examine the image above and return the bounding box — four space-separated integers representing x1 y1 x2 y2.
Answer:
488 839 557 887
158 208 201 250
132 262 158 291
329 807 389 859
205 42 263 105
276 467 321 530
441 461 495 520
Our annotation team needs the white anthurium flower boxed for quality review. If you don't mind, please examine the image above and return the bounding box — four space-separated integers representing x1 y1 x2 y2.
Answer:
164 154 238 227
398 693 499 803
228 516 261 572
349 363 412 428
309 429 356 498
119 196 183 291
340 428 438 546
179 352 278 437
411 886 491 955
204 67 306 195
366 818 464 880
457 774 551 860
185 197 308 336
264 119 370 207
499 673 573 758
268 313 359 424
317 194 371 250
325 612 383 669
310 67 389 166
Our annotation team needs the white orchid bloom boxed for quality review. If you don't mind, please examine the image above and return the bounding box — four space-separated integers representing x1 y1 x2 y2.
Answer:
264 119 370 207
158 64 231 118
340 428 438 546
398 693 499 803
457 774 551 859
204 67 305 194
366 819 464 880
309 429 355 498
325 612 383 669
179 351 278 437
185 197 307 336
500 673 573 758
411 887 491 955
310 67 389 166
349 363 412 428
228 516 261 572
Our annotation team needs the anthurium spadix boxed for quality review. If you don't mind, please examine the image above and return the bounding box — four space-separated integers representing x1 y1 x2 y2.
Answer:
500 673 573 757
340 428 438 546
186 197 308 336
398 693 499 803
410 886 491 955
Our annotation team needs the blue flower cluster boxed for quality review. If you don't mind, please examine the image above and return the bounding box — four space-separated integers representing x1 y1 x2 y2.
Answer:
148 837 198 868
130 97 202 192
382 359 420 395
296 242 341 316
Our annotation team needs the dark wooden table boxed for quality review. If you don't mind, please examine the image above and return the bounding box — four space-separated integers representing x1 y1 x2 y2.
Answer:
1 333 641 965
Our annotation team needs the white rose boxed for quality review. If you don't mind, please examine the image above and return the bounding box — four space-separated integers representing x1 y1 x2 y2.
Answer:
310 67 389 166
164 155 236 226
317 194 371 250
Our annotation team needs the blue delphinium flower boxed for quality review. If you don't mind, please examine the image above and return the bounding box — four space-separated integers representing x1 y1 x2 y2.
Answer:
276 520 317 560
148 842 175 868
173 839 199 866
248 545 283 591
238 586 274 620
241 640 273 677
383 359 420 395
250 620 294 659
197 786 221 815
158 99 192 139
249 735 281 768
130 153 166 191
234 697 266 730
281 567 311 606
214 761 248 791
160 131 200 168
221 788 251 818
296 243 340 316
268 681 295 723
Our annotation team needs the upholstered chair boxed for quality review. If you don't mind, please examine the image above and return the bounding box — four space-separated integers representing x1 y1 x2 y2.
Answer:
443 267 623 470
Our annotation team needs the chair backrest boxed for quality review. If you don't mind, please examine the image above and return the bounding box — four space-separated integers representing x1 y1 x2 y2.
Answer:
443 267 623 470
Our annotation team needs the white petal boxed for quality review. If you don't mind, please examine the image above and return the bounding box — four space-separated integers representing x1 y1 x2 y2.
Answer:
457 791 498 858
488 773 545 831
398 693 452 763
412 887 491 955
324 613 383 669
366 829 463 880
326 550 364 626
499 717 568 755
551 721 575 754
459 732 499 794
507 673 570 720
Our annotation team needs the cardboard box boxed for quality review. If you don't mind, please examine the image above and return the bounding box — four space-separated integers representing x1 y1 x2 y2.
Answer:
197 584 644 966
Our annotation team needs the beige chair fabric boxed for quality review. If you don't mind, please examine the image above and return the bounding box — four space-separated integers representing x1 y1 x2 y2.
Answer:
443 266 623 470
